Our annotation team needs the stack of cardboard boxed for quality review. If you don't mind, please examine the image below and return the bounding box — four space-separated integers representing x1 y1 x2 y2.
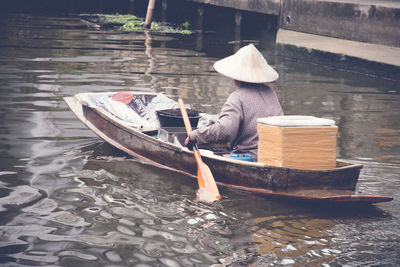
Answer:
257 116 338 170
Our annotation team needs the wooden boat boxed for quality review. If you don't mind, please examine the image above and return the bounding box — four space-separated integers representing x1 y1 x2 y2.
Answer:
64 91 393 204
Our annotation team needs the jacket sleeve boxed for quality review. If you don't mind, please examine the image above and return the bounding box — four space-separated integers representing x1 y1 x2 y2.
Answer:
190 92 242 145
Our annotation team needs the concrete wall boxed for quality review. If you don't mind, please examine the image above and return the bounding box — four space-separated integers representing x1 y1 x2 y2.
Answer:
188 0 280 16
185 0 400 47
280 0 400 47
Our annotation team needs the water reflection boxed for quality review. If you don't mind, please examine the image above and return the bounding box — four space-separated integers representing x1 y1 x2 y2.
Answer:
276 62 400 164
80 155 396 266
251 216 337 265
0 13 399 266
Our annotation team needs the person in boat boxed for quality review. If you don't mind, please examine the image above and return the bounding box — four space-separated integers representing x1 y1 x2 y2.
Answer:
184 44 283 161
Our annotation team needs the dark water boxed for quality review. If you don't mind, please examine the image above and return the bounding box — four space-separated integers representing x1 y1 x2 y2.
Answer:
0 14 399 266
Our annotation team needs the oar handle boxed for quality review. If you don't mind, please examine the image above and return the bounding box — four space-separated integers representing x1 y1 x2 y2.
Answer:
178 98 193 137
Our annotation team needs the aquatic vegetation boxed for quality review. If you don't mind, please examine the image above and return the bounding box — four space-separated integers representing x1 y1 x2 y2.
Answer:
102 14 139 24
148 21 192 35
81 13 192 35
122 19 144 31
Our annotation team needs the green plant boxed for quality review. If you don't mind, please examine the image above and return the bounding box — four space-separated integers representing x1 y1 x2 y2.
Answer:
123 20 144 30
103 14 138 24
179 29 192 35
183 21 190 30
82 14 192 35
150 22 160 31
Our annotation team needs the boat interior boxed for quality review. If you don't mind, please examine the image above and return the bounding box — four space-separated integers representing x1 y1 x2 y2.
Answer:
77 91 232 155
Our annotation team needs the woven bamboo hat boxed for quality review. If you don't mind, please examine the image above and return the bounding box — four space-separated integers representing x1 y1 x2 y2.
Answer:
213 44 279 83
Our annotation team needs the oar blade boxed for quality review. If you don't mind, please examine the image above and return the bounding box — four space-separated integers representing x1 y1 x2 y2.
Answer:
178 97 221 202
196 161 221 202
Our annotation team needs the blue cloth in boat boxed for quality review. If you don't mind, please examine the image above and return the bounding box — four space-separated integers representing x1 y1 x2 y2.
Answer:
189 83 283 160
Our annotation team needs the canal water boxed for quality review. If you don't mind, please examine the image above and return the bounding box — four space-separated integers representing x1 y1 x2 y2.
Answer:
0 13 399 267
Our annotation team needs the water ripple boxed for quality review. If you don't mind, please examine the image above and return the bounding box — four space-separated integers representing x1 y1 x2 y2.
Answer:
42 211 90 227
0 13 399 267
58 250 98 261
0 185 42 212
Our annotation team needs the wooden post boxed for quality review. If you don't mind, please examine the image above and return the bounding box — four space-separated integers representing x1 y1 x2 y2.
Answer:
196 5 204 31
144 0 156 29
98 0 104 13
196 5 204 50
129 0 135 13
161 0 167 22
234 10 242 51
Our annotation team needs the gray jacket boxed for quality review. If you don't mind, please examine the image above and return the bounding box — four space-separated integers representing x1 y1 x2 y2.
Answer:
190 83 283 159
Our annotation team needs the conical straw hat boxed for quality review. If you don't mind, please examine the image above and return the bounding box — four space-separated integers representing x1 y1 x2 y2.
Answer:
213 44 279 83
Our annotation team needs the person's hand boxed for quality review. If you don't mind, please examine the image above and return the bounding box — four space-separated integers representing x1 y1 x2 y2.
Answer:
184 136 195 150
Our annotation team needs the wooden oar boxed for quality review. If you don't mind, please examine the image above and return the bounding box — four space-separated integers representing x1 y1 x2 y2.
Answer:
178 98 221 202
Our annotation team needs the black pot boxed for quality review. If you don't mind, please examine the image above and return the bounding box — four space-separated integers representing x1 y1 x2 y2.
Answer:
156 108 201 127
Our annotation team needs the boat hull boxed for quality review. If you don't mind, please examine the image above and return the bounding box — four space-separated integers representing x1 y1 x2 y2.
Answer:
64 94 393 204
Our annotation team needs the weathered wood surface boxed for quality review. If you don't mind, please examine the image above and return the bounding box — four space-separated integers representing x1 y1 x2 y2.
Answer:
81 103 362 191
